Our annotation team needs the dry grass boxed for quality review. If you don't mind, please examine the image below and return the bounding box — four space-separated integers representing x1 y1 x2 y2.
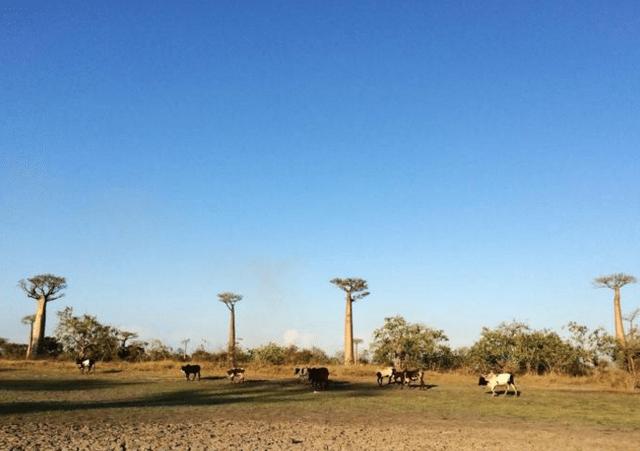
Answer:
1 360 639 449
2 359 637 389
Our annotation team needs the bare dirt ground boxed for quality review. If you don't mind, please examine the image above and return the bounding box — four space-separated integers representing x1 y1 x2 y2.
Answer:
1 362 639 450
2 417 638 450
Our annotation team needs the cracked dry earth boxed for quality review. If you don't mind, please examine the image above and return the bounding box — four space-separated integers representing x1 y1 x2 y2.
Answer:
2 418 639 450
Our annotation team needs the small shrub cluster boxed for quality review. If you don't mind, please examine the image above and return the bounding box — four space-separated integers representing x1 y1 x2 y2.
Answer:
250 343 331 366
369 318 617 377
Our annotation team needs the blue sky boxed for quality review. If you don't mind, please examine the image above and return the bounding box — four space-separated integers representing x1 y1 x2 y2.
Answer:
1 1 639 353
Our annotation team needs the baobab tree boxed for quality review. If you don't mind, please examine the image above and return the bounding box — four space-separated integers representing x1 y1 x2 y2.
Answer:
180 338 191 360
117 330 139 360
218 292 242 367
330 277 369 365
118 331 138 348
353 338 363 364
624 308 640 340
21 315 35 359
594 273 637 344
19 274 67 358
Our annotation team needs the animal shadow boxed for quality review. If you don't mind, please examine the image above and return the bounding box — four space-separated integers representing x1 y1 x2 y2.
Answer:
199 376 226 381
485 389 521 397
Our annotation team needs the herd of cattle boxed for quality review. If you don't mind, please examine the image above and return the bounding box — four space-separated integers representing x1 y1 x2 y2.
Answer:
74 358 519 397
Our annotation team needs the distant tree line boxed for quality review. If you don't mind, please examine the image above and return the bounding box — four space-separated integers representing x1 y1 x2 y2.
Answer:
5 272 638 383
0 308 631 378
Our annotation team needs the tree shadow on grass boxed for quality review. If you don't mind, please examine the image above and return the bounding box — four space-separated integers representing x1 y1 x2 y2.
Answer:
0 378 383 416
0 379 145 392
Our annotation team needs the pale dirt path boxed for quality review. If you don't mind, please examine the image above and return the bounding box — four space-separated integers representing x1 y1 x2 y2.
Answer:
1 418 638 450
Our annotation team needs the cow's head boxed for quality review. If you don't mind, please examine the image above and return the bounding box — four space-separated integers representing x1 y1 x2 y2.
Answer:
478 376 488 386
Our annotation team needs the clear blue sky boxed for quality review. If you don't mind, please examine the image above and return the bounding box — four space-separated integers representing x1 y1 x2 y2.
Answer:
1 1 639 353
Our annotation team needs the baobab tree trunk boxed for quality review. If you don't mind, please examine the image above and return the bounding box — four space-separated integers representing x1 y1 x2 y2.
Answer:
344 294 354 365
29 297 46 358
228 306 237 367
25 322 33 359
613 287 626 345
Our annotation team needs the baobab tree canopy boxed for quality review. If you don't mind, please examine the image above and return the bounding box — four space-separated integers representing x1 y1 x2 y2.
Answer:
19 274 67 301
593 273 637 289
330 278 370 300
218 292 243 309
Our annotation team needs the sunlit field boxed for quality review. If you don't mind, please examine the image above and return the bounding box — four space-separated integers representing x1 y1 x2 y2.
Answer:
1 360 639 450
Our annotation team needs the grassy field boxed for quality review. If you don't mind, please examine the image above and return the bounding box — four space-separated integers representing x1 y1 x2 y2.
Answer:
1 360 639 449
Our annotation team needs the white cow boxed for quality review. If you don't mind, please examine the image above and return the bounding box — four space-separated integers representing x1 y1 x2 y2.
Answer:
75 358 95 374
294 367 309 383
375 367 396 386
478 372 519 397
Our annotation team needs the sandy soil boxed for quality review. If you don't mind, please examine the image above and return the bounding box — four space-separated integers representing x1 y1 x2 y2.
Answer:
1 417 638 450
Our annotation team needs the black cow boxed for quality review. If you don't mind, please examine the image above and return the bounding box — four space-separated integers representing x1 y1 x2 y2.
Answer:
76 358 95 374
307 367 329 390
181 364 201 381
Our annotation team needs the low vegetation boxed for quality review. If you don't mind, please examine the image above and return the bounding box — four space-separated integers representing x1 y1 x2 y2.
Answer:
1 360 639 449
2 314 638 386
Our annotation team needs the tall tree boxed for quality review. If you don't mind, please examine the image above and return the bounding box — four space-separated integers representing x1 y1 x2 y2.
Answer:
218 292 242 367
19 274 67 358
353 338 363 364
21 314 36 359
594 273 637 344
180 338 190 360
330 277 369 365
